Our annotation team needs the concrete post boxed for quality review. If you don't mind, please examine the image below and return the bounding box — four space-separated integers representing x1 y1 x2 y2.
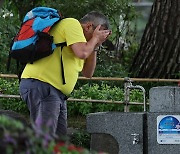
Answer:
148 86 180 154
149 86 180 112
87 112 146 154
86 86 180 154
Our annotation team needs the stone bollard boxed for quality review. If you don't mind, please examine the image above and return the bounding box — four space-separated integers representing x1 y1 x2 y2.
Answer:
86 86 180 154
0 109 29 125
87 112 146 154
149 86 180 112
148 86 180 154
147 112 180 154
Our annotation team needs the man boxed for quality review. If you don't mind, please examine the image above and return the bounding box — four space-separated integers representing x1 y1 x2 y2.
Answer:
19 11 111 137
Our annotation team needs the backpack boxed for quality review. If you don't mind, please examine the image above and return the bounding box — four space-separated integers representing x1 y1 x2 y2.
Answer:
8 7 67 84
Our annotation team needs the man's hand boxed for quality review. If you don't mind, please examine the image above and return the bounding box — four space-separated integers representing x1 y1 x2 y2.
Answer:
70 25 111 59
93 25 111 45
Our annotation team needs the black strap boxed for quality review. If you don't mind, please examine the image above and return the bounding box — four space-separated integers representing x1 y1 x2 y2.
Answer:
55 42 67 47
17 62 26 83
30 47 36 64
7 53 11 71
55 42 67 84
7 52 19 73
60 47 65 84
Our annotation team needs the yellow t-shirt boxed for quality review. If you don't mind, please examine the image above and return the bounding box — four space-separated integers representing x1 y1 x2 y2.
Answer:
21 18 87 95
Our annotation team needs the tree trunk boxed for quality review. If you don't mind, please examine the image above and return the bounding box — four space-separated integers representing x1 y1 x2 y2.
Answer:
130 0 180 78
0 0 5 7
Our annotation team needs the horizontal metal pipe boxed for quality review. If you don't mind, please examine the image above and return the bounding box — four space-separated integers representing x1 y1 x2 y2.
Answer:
131 2 153 7
0 94 147 105
0 74 180 83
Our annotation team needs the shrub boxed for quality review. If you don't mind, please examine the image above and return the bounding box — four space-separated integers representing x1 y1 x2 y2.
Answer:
70 130 90 149
0 115 55 154
0 78 145 117
0 78 29 115
0 115 105 154
68 83 144 116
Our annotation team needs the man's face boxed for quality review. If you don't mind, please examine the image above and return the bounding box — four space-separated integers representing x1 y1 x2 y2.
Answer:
84 22 108 41
83 22 94 41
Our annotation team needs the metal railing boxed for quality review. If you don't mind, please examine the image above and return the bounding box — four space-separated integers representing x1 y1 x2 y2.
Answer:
0 74 180 112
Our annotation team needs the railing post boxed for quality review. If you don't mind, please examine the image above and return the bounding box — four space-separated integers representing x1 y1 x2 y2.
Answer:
124 77 131 112
124 77 146 112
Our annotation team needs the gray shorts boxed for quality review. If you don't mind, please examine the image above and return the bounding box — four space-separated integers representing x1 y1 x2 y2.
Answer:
19 78 67 137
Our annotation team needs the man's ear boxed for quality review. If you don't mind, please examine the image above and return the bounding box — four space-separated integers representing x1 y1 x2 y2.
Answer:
84 22 93 32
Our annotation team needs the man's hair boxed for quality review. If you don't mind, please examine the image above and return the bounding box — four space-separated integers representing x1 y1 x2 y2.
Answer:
80 11 110 30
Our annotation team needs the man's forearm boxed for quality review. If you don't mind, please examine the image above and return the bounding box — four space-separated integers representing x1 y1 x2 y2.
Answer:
70 36 99 60
81 51 97 78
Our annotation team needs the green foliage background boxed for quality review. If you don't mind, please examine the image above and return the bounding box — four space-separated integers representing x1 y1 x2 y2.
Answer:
0 0 138 74
0 0 152 117
0 78 145 117
0 0 176 149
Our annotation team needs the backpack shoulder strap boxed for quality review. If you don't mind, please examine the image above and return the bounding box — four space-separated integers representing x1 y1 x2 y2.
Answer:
55 42 67 84
55 42 67 48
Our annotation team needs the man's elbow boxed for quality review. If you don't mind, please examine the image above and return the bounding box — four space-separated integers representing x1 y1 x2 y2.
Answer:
78 52 89 59
71 43 90 59
84 75 93 78
82 72 93 78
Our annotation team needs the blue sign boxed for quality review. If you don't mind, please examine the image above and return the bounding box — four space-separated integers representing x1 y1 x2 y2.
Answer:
157 115 180 144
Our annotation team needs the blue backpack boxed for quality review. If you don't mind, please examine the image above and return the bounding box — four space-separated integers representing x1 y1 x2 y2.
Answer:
9 7 67 84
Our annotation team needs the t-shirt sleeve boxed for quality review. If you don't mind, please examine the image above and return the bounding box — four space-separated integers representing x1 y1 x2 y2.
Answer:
63 19 87 46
